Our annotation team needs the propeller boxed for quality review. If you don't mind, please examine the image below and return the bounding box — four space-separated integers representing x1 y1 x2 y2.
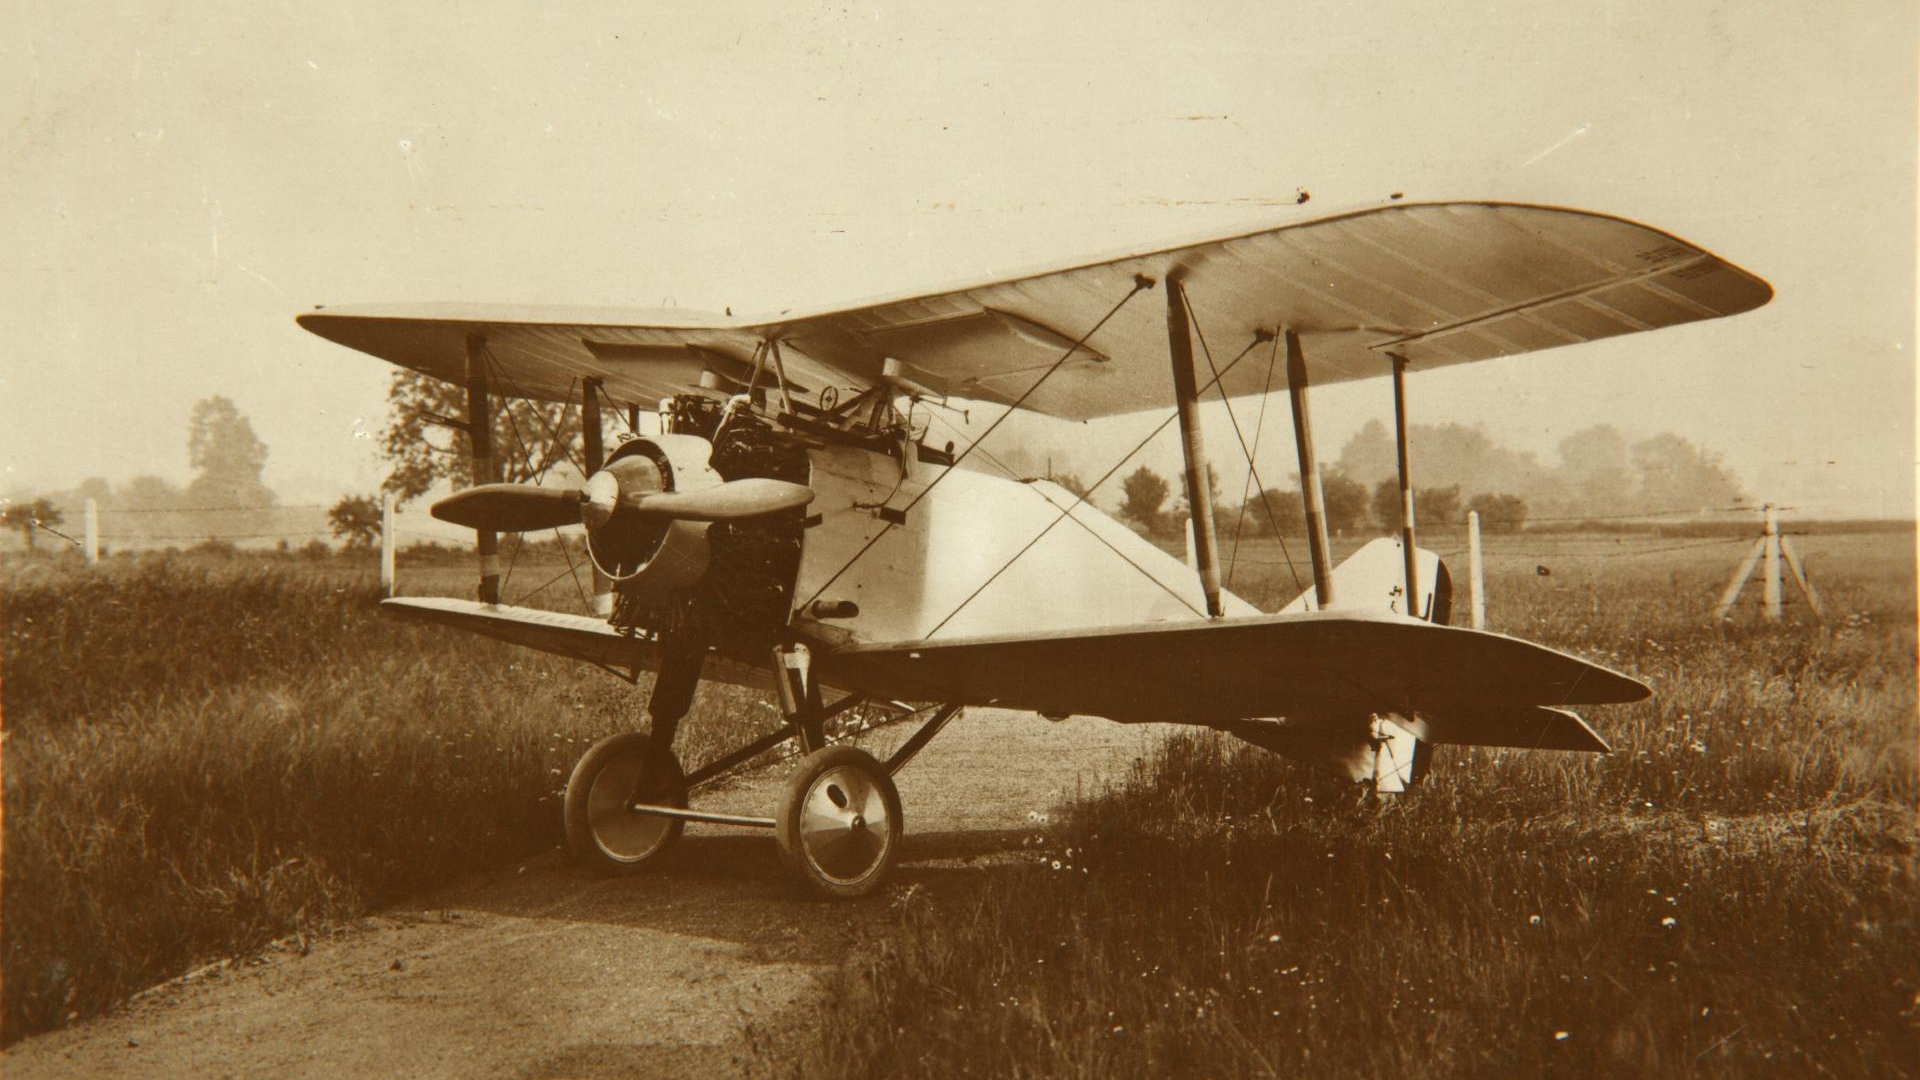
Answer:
431 462 812 534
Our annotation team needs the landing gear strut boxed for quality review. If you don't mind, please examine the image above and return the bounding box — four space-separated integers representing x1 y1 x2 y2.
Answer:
560 636 963 898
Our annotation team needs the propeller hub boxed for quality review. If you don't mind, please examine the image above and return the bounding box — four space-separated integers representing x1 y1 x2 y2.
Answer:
581 469 619 530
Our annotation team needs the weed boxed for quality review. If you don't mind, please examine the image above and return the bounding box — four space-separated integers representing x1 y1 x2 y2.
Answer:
0 553 770 1042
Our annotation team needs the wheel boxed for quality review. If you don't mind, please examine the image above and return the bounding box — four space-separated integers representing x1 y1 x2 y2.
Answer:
775 746 902 899
563 732 686 875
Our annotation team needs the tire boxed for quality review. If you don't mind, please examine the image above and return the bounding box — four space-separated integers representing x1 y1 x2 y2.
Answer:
775 745 902 899
563 732 686 875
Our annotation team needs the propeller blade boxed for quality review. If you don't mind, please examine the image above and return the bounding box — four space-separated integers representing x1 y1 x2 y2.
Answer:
629 478 814 521
431 483 583 532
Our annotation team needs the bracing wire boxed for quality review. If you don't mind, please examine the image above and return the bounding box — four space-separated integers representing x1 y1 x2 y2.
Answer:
800 277 1156 609
923 331 1274 638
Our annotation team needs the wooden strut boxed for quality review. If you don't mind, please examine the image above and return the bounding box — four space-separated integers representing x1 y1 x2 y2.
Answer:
464 333 501 604
1165 277 1224 618
1287 330 1335 608
581 376 613 618
1388 352 1419 614
1714 503 1822 621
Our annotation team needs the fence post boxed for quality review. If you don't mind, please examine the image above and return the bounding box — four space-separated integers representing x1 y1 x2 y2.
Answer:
1467 510 1485 630
380 492 397 597
1761 502 1782 620
83 498 99 564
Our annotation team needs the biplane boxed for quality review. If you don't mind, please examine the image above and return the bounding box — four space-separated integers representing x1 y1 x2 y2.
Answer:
298 200 1771 897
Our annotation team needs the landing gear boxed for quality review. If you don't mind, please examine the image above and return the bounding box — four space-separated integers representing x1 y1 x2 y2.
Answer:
560 634 959 897
776 745 902 898
564 734 686 873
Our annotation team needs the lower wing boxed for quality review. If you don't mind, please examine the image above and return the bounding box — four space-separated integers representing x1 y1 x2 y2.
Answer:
816 608 1647 746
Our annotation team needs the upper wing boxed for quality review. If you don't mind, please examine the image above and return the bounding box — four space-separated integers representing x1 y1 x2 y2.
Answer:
813 608 1649 726
297 201 1771 422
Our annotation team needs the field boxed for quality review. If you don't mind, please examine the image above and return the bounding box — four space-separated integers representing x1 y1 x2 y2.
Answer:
3 528 1915 1075
0 547 782 1043
788 528 1918 1078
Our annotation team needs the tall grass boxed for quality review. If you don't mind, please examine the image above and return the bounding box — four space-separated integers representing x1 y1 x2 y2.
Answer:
788 529 1918 1079
1 553 773 1043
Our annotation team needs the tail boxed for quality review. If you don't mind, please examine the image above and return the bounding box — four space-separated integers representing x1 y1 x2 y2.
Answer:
1234 537 1614 792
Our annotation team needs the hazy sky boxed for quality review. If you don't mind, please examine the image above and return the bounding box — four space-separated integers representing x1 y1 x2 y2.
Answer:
5 0 1914 521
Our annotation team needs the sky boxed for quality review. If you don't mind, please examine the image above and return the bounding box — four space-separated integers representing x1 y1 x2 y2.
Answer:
4 0 1915 526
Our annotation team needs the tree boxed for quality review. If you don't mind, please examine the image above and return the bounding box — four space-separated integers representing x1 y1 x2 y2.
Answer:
1420 484 1463 526
1118 465 1171 538
381 371 583 504
1469 492 1529 533
1237 487 1305 537
328 495 383 549
2 498 62 550
1632 433 1744 512
1555 425 1636 516
1320 471 1370 536
186 396 275 507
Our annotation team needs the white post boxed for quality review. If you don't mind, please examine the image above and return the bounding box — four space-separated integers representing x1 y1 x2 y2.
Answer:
1467 509 1486 630
380 492 397 596
83 498 99 564
1761 502 1782 620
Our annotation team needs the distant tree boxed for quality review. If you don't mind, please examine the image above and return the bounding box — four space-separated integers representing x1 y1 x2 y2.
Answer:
1556 425 1636 515
1237 486 1305 537
1469 492 1530 533
1320 471 1371 536
1118 466 1171 538
1420 484 1463 526
381 371 583 504
1369 479 1400 532
1632 433 1744 512
3 498 62 550
1370 478 1467 531
186 396 275 507
328 494 383 549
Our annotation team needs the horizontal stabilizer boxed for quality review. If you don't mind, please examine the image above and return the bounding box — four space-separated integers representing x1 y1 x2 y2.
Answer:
1418 704 1611 753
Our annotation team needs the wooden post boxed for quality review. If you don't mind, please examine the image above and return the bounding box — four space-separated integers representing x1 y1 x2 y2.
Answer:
466 333 501 604
1467 510 1486 630
83 497 99 564
1713 537 1767 620
582 376 613 618
1761 502 1782 620
1165 278 1223 618
1388 352 1418 610
1779 535 1824 618
379 492 397 596
1286 329 1335 609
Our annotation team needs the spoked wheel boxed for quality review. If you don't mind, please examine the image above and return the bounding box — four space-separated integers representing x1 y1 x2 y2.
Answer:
564 732 687 875
776 746 902 898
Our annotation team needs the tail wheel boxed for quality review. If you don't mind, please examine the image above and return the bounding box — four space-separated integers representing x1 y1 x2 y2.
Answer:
776 746 902 898
564 732 686 874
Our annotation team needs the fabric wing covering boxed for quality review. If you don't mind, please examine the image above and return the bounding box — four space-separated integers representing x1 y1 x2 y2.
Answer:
297 201 1771 421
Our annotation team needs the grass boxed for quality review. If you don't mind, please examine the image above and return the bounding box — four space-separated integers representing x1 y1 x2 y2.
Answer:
786 528 1918 1079
0 550 777 1043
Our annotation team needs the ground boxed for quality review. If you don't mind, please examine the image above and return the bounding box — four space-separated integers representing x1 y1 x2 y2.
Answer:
1 712 1167 1080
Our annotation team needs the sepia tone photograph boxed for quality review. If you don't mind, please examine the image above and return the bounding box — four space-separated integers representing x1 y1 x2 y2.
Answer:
3 2 1914 1077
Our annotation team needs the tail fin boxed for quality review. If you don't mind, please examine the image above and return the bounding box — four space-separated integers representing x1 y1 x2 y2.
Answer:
1279 537 1452 623
1250 538 1449 791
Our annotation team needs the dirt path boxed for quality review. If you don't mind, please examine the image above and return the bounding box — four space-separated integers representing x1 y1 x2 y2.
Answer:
4 710 1169 1080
